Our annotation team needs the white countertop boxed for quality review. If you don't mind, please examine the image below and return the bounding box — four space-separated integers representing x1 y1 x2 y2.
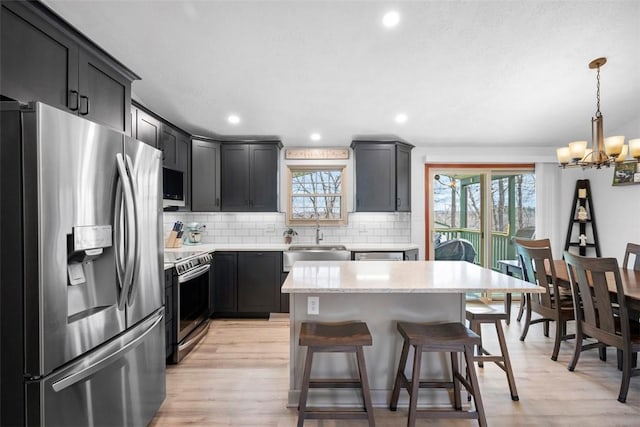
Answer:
281 260 544 294
164 243 419 253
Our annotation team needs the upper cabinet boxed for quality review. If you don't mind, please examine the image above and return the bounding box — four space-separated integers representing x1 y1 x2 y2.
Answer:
0 1 138 133
351 138 414 212
131 106 161 147
132 102 191 210
191 138 221 212
221 141 281 212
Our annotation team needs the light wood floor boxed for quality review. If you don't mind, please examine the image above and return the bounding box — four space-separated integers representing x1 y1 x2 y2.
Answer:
150 307 640 426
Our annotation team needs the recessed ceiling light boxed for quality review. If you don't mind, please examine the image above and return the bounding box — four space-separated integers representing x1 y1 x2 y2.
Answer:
227 114 240 125
395 113 408 124
310 133 322 142
382 11 400 28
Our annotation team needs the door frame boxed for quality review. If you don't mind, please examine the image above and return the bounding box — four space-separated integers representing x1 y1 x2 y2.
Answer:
425 163 535 261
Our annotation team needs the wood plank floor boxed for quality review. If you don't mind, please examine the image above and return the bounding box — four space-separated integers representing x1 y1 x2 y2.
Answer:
150 307 640 426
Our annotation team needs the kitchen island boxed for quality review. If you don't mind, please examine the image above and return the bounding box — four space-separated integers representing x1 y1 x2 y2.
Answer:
281 260 543 408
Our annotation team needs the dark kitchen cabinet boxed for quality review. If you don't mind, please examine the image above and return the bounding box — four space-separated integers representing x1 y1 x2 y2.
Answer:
212 251 284 316
351 138 414 212
191 138 221 212
237 252 282 313
280 272 290 313
213 252 238 313
220 142 281 212
131 106 161 148
0 1 137 133
160 125 178 169
164 267 177 361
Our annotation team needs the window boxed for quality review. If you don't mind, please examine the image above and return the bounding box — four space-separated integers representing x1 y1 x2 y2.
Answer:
286 165 346 225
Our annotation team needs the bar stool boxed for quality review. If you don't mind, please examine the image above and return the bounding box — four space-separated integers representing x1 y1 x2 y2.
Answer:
389 322 486 427
466 303 519 401
297 321 375 427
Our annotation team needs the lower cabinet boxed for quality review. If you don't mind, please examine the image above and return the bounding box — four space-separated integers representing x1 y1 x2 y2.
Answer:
213 252 238 313
164 268 177 361
280 272 289 313
213 251 284 316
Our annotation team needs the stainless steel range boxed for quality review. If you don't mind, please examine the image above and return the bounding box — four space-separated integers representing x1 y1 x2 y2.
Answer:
167 252 213 363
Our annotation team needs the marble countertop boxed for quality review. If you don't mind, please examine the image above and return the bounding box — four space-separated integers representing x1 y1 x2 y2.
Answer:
163 243 420 271
164 243 419 253
281 260 544 294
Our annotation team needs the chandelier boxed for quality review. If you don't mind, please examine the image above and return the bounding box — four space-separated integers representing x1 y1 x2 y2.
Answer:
556 57 640 169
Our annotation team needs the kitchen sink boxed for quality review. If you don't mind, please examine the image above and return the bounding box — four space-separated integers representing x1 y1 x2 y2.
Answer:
287 245 348 251
283 245 351 272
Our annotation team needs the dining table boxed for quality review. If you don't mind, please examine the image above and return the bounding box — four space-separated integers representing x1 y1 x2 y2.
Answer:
552 259 640 311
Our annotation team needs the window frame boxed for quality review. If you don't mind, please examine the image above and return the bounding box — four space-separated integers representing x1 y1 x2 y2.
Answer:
286 164 347 226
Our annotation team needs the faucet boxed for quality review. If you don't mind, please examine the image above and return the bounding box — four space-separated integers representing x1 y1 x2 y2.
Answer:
315 214 324 245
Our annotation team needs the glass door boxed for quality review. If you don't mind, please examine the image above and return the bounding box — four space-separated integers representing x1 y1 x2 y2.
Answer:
427 165 536 300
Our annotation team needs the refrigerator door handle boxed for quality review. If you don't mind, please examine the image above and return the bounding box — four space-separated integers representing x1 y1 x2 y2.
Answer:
115 153 136 310
51 308 164 392
114 178 126 294
124 154 141 304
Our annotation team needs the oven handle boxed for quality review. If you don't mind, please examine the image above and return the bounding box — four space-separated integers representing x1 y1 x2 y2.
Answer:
178 264 211 283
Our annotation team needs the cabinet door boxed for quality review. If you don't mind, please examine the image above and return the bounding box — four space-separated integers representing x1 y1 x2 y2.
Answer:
213 252 237 313
280 272 289 313
249 144 278 212
160 125 178 169
237 252 281 313
221 144 250 211
354 144 395 212
1 2 78 111
177 133 189 172
177 133 190 209
135 109 160 148
191 139 221 212
78 49 130 133
396 143 412 212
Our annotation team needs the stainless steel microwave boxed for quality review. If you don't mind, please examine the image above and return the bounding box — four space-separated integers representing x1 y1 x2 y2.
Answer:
163 167 185 207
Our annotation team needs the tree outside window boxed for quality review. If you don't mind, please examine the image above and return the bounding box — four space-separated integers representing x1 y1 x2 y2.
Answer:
287 166 346 225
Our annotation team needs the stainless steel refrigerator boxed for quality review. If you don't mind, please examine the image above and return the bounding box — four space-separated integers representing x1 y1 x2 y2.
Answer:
0 101 166 426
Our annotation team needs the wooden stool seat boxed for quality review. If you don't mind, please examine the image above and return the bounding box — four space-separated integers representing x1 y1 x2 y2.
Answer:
299 321 373 347
466 303 519 401
297 321 375 427
390 322 487 427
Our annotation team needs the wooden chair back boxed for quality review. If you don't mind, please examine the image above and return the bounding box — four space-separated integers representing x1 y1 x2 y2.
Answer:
563 252 628 345
515 242 557 309
623 242 640 271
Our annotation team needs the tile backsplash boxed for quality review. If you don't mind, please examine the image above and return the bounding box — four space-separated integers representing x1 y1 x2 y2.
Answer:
163 212 411 245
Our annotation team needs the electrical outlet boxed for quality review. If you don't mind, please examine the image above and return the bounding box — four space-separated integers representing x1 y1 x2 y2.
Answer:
307 296 319 315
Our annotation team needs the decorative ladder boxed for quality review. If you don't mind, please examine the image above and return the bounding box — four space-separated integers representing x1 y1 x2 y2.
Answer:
564 179 601 257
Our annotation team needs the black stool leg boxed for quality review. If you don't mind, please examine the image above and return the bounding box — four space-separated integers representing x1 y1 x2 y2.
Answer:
297 347 314 427
450 351 462 410
355 347 376 427
464 345 487 427
390 340 410 411
494 319 519 401
407 344 423 427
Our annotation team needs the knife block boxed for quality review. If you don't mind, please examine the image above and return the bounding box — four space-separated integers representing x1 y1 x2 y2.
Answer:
165 230 182 248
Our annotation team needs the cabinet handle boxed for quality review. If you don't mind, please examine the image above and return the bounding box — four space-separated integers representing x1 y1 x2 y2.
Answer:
216 198 220 207
68 90 79 111
79 95 90 116
397 198 401 207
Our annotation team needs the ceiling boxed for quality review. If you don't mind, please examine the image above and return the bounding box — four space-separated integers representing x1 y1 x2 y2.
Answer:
44 0 640 149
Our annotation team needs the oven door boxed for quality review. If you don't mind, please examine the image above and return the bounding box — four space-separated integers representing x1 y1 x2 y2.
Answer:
177 264 210 343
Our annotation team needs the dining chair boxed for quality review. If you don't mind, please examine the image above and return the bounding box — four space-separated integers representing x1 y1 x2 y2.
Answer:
623 242 640 270
515 240 575 361
564 251 640 403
